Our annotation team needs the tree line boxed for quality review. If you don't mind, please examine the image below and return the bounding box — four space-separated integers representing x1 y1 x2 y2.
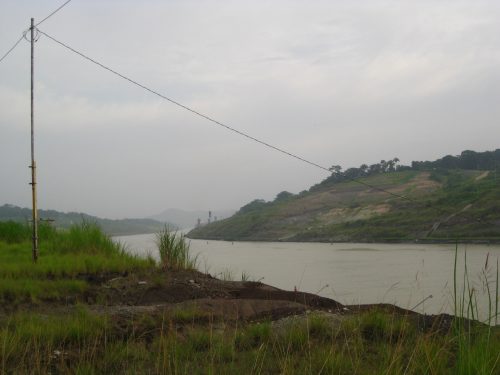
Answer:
318 149 500 187
411 149 500 171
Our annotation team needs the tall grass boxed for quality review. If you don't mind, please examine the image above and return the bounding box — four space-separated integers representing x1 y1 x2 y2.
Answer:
0 222 153 278
452 243 500 374
0 221 154 302
1 307 497 374
0 220 56 244
156 226 198 270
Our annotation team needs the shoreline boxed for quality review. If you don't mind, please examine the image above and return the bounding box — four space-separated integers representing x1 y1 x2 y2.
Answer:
186 235 500 245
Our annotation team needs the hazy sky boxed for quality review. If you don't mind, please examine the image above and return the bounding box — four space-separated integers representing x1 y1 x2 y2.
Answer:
1 0 500 219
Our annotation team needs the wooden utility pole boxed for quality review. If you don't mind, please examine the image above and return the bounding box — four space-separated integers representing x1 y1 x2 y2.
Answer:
30 18 38 263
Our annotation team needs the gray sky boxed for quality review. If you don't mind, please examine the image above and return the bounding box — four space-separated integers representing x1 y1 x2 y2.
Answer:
1 0 500 219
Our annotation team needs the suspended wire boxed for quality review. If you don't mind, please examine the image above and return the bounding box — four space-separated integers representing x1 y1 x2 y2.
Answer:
0 0 73 64
41 28 492 228
0 5 490 238
38 28 424 205
0 35 23 64
36 0 73 27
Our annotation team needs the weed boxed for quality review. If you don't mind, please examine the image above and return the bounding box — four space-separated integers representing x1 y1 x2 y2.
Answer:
155 226 198 270
452 244 500 375
219 268 234 281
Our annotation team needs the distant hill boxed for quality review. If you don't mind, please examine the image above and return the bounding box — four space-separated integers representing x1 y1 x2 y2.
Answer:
188 149 500 242
150 208 236 229
0 205 169 236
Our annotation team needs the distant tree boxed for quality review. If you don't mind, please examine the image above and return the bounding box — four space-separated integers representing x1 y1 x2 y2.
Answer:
359 164 369 174
439 155 457 169
369 163 381 174
392 157 400 170
343 167 361 180
275 191 294 202
386 157 399 172
459 150 478 169
329 165 342 175
379 160 387 172
238 199 268 214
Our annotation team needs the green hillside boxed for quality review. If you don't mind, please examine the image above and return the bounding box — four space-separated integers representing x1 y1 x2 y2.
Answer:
188 151 500 242
0 205 168 236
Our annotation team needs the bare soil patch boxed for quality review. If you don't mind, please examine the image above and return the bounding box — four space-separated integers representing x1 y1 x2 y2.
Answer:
6 268 476 334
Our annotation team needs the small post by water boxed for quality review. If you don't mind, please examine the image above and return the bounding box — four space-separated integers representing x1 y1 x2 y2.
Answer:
30 17 39 263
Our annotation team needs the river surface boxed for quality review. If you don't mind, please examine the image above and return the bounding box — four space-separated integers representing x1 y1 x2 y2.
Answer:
115 234 499 321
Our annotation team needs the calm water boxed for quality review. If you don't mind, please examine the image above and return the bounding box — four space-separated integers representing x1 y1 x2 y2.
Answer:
115 233 500 320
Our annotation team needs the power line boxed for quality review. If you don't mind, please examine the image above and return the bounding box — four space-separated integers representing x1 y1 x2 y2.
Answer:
0 35 23 63
38 31 329 170
37 28 420 205
0 0 73 64
36 0 73 27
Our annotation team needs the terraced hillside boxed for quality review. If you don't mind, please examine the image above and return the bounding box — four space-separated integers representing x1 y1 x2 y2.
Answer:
188 169 500 242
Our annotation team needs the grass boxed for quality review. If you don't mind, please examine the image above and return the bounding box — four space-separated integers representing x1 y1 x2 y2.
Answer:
0 277 87 302
451 244 500 374
0 308 497 374
0 221 154 303
155 226 198 270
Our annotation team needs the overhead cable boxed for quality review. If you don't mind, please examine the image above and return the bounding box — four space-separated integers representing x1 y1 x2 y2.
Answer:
37 28 420 205
36 0 73 27
0 0 74 64
0 35 23 64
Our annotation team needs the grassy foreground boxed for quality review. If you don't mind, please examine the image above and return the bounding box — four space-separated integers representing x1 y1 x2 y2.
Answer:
0 221 499 374
1 307 499 374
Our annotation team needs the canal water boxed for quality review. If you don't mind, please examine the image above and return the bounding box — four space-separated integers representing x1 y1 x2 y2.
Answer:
115 233 499 321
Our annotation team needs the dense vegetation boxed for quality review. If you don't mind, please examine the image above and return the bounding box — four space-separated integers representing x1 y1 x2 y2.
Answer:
188 149 500 242
412 148 500 171
0 204 168 235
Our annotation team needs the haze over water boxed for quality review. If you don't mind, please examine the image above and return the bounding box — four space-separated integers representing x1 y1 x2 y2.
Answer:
116 234 500 321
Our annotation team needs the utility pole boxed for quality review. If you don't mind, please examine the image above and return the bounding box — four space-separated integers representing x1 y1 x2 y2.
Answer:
30 18 38 263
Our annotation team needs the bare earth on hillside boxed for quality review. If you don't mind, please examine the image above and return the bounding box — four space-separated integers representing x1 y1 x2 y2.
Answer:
475 171 490 180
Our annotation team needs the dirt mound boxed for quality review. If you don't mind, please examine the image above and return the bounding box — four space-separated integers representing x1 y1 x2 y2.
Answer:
82 269 343 321
9 269 480 331
86 270 344 310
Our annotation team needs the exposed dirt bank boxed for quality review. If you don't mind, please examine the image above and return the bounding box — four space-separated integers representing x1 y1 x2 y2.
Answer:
1 269 480 333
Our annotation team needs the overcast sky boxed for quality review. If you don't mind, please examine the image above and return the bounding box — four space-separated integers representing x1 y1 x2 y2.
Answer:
1 0 500 219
